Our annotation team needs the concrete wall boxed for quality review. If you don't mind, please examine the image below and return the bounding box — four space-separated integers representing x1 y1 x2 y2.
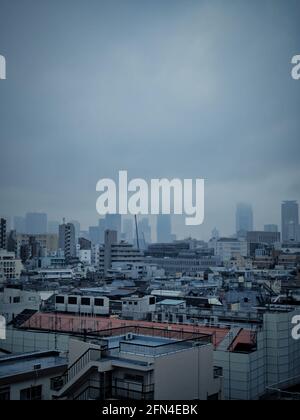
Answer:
154 344 221 400
1 328 70 354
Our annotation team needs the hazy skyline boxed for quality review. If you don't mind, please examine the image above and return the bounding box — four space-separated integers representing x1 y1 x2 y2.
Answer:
0 0 300 240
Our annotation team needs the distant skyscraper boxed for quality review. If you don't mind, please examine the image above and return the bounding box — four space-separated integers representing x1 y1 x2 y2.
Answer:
70 220 80 242
104 230 118 275
89 226 101 245
105 214 121 240
138 218 152 249
236 203 253 237
25 212 47 235
264 224 278 233
122 218 134 244
14 216 26 233
0 218 7 250
281 201 299 242
48 221 60 234
157 215 172 243
59 222 76 259
98 218 106 244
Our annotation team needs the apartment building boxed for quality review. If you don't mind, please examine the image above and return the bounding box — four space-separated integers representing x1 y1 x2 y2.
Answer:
0 351 67 400
52 326 223 400
0 251 23 283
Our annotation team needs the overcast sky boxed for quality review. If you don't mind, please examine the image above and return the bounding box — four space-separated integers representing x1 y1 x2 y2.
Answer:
0 0 299 240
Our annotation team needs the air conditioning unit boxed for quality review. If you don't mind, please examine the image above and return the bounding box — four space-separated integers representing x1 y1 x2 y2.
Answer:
125 333 134 341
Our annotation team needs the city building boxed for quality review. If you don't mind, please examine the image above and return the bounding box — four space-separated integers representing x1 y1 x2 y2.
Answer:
70 220 80 242
25 213 47 235
13 216 26 234
264 224 278 233
47 221 60 235
88 226 101 245
78 249 92 265
105 214 122 241
15 234 59 258
214 238 248 262
101 230 143 275
78 237 91 250
122 218 134 244
0 218 7 250
0 251 23 283
157 215 172 243
0 288 41 323
236 203 253 237
137 217 152 249
146 254 221 275
54 293 110 316
59 222 76 260
247 231 281 245
51 327 222 400
0 351 67 400
121 295 156 320
281 201 299 242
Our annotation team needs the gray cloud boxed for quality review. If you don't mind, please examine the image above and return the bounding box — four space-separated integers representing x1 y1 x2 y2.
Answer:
0 0 299 239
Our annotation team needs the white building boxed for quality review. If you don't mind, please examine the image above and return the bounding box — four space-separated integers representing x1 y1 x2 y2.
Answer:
214 238 248 262
0 250 23 283
0 288 41 323
52 328 223 400
55 293 110 316
0 351 67 400
78 249 92 265
121 295 156 320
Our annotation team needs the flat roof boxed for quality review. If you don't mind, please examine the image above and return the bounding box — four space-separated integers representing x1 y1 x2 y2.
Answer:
0 351 67 379
158 299 186 306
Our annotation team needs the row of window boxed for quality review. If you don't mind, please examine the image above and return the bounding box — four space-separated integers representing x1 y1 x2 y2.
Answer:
0 385 42 401
56 296 104 306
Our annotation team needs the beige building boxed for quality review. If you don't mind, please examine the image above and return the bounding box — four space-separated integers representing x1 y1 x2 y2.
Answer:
16 234 58 256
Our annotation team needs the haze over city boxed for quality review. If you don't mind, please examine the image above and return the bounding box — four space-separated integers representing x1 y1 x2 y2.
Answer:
0 0 300 240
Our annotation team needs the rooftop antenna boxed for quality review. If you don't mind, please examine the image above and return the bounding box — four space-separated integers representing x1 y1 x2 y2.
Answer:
134 215 140 251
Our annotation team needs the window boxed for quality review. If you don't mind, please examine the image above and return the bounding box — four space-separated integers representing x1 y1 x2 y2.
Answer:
13 297 20 304
0 387 10 401
55 296 64 304
124 374 144 383
149 297 155 305
81 297 90 306
68 296 77 305
94 298 104 307
134 302 138 306
207 393 219 401
20 385 42 401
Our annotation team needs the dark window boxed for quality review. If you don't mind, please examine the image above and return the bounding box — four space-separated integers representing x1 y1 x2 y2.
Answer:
81 297 90 306
94 298 104 307
207 393 219 401
0 387 10 401
55 296 65 304
134 302 138 306
20 385 42 401
68 296 77 305
124 374 144 383
13 297 20 304
149 297 156 305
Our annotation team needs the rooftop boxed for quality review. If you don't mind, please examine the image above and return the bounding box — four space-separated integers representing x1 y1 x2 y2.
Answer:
0 351 67 380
